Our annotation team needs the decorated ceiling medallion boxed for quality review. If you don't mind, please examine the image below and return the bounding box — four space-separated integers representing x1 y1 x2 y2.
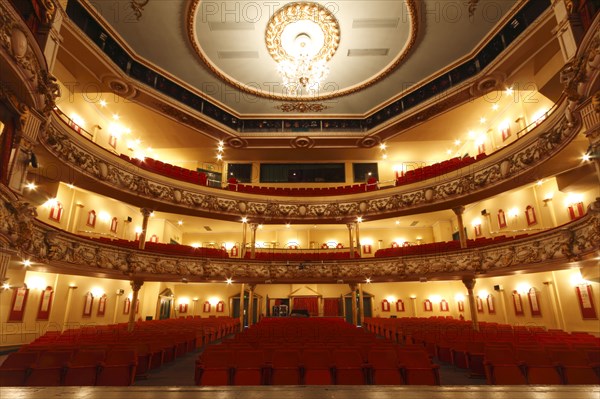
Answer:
187 0 418 101
266 2 340 96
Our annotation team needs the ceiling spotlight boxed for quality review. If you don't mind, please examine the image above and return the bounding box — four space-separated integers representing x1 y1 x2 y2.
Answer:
1 282 10 290
479 117 487 124
112 113 120 120
446 149 452 155
258 224 264 229
454 139 461 146
395 220 400 225
99 99 107 107
379 143 387 150
365 278 371 284
25 182 37 190
226 278 233 285
216 154 223 161
381 154 388 159
356 216 363 223
22 260 31 267
505 87 514 95
285 223 291 228
491 103 499 111
177 220 183 226
582 153 591 162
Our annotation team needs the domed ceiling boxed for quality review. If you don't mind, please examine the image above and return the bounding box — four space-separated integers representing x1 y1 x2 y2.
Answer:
87 0 518 116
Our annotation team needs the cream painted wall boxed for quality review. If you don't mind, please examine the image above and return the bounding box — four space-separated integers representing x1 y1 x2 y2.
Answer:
0 269 151 346
1 265 598 348
458 178 597 239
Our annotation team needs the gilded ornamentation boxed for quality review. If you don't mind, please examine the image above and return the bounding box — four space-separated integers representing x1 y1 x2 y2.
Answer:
186 0 419 101
265 2 340 63
467 0 480 17
276 103 329 113
130 0 149 20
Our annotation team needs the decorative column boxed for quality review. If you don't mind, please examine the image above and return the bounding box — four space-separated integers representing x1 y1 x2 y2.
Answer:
138 208 152 250
462 277 479 331
410 296 417 317
127 280 143 332
62 284 78 332
347 223 355 258
113 290 124 324
239 283 246 331
497 288 509 324
68 203 84 234
240 219 248 258
543 198 558 227
453 206 468 249
349 284 358 326
192 298 199 316
545 276 566 330
250 223 258 260
358 283 365 327
355 221 362 257
551 0 584 62
0 252 11 285
247 284 255 327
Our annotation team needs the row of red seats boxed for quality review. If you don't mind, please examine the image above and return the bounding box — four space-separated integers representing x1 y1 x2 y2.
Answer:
244 251 359 261
91 236 229 258
196 346 439 385
395 154 487 186
119 154 208 186
364 317 600 385
227 177 378 197
373 235 525 258
0 317 239 386
0 349 137 386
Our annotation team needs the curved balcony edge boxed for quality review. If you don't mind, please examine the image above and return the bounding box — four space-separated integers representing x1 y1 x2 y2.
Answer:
1 185 598 284
0 1 59 116
38 94 583 223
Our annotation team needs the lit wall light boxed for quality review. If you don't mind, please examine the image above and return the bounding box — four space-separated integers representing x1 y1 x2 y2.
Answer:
91 287 105 297
569 272 588 287
27 276 46 290
455 293 465 301
285 223 291 228
429 295 442 303
208 296 220 306
471 218 482 227
508 207 519 218
515 283 531 295
44 198 58 208
565 193 584 207
70 114 85 127
386 296 396 303
478 290 489 299
191 243 200 248
178 297 190 306
98 211 111 222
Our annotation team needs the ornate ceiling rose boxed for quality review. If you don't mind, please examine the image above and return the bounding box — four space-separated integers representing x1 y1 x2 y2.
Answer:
187 0 419 102
265 2 340 63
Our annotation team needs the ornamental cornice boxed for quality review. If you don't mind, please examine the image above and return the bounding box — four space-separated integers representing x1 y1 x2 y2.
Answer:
0 1 60 114
0 189 598 283
40 96 582 223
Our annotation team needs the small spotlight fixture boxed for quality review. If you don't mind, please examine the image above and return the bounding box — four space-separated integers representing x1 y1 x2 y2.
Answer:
25 182 37 190
22 259 31 267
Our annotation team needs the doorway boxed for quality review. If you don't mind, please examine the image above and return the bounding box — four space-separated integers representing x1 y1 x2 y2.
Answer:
157 288 174 320
344 291 373 326
231 294 260 327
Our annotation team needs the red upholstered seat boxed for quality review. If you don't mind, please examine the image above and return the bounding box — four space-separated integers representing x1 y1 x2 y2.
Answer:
302 349 334 385
270 350 302 385
332 349 368 385
0 351 39 386
96 350 137 386
64 350 105 386
232 350 266 385
196 349 232 386
367 349 404 385
26 350 73 386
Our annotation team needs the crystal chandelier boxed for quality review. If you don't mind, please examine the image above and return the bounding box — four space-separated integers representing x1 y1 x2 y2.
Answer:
276 34 330 96
266 2 340 98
